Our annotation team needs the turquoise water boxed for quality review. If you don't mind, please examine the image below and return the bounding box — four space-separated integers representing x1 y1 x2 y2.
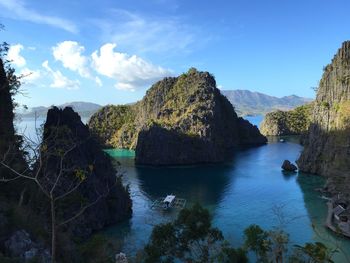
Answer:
105 138 350 262
104 149 136 158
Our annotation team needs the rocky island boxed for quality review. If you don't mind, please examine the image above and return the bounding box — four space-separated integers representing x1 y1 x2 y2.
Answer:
89 68 267 165
260 103 313 136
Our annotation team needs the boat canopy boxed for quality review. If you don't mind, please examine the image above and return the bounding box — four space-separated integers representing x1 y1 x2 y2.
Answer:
163 195 176 203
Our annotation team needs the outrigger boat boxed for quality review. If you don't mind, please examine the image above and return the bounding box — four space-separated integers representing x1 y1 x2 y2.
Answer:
151 194 187 211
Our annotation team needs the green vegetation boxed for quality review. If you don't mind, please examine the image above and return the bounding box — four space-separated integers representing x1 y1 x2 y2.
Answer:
89 104 137 148
261 103 313 136
141 204 338 263
337 100 350 125
89 68 236 149
143 204 248 263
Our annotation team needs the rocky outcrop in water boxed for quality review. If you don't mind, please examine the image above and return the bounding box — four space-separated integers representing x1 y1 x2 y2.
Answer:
281 160 297 172
38 107 132 238
260 103 313 136
297 41 350 199
90 68 267 165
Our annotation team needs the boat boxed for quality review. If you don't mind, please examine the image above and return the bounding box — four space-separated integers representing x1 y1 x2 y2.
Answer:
163 194 176 210
151 194 187 211
279 138 285 143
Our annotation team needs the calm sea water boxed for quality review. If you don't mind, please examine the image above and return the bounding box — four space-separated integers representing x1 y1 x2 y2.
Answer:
17 116 350 261
104 142 350 262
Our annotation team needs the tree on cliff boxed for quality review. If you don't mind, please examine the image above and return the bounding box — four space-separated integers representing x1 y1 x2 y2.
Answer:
0 110 131 262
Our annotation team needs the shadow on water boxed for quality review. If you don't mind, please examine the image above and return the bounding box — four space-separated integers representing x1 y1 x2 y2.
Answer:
101 136 350 259
135 162 236 207
297 173 350 262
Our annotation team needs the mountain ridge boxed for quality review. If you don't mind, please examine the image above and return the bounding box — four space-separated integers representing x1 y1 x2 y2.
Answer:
221 89 312 116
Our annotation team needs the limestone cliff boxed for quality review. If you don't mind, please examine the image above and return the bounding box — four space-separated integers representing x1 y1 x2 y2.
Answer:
90 68 267 165
297 41 350 198
37 107 132 238
260 103 313 136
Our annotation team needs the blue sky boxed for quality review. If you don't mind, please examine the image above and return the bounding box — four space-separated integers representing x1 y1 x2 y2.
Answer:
1 0 350 107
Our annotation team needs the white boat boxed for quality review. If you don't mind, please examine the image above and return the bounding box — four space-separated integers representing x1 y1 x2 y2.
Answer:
163 194 176 210
151 194 187 211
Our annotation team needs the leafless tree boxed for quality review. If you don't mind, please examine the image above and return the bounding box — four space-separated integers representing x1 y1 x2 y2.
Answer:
0 122 116 263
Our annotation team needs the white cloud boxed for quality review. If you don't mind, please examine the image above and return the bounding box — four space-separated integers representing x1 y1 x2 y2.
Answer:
53 41 102 87
94 9 204 55
42 60 79 90
7 44 26 67
20 67 41 84
53 41 90 78
95 76 102 87
0 0 77 33
91 43 171 91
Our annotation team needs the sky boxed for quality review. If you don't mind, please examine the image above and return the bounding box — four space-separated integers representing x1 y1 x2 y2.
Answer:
1 0 350 108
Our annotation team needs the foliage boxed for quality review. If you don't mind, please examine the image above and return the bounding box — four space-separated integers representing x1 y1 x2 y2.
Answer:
79 234 118 263
143 203 247 263
0 41 23 106
88 105 136 148
88 68 238 150
292 242 338 263
261 103 313 135
143 205 338 263
243 224 270 261
337 100 350 124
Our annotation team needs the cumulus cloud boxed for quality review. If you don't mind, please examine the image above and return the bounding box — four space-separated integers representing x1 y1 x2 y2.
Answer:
42 60 79 90
53 41 102 86
7 44 26 67
53 41 90 78
0 0 77 33
20 67 41 84
91 43 171 91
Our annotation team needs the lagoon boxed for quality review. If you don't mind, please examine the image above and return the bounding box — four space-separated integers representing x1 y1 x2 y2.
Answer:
105 138 350 262
17 116 350 261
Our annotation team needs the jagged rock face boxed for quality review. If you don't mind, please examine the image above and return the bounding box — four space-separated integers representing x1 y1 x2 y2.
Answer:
38 107 132 238
260 103 313 136
135 124 225 165
297 41 350 198
90 68 267 165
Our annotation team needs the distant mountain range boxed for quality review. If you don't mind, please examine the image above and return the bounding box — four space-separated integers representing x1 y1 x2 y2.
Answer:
221 90 313 116
18 90 312 119
18 102 102 119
